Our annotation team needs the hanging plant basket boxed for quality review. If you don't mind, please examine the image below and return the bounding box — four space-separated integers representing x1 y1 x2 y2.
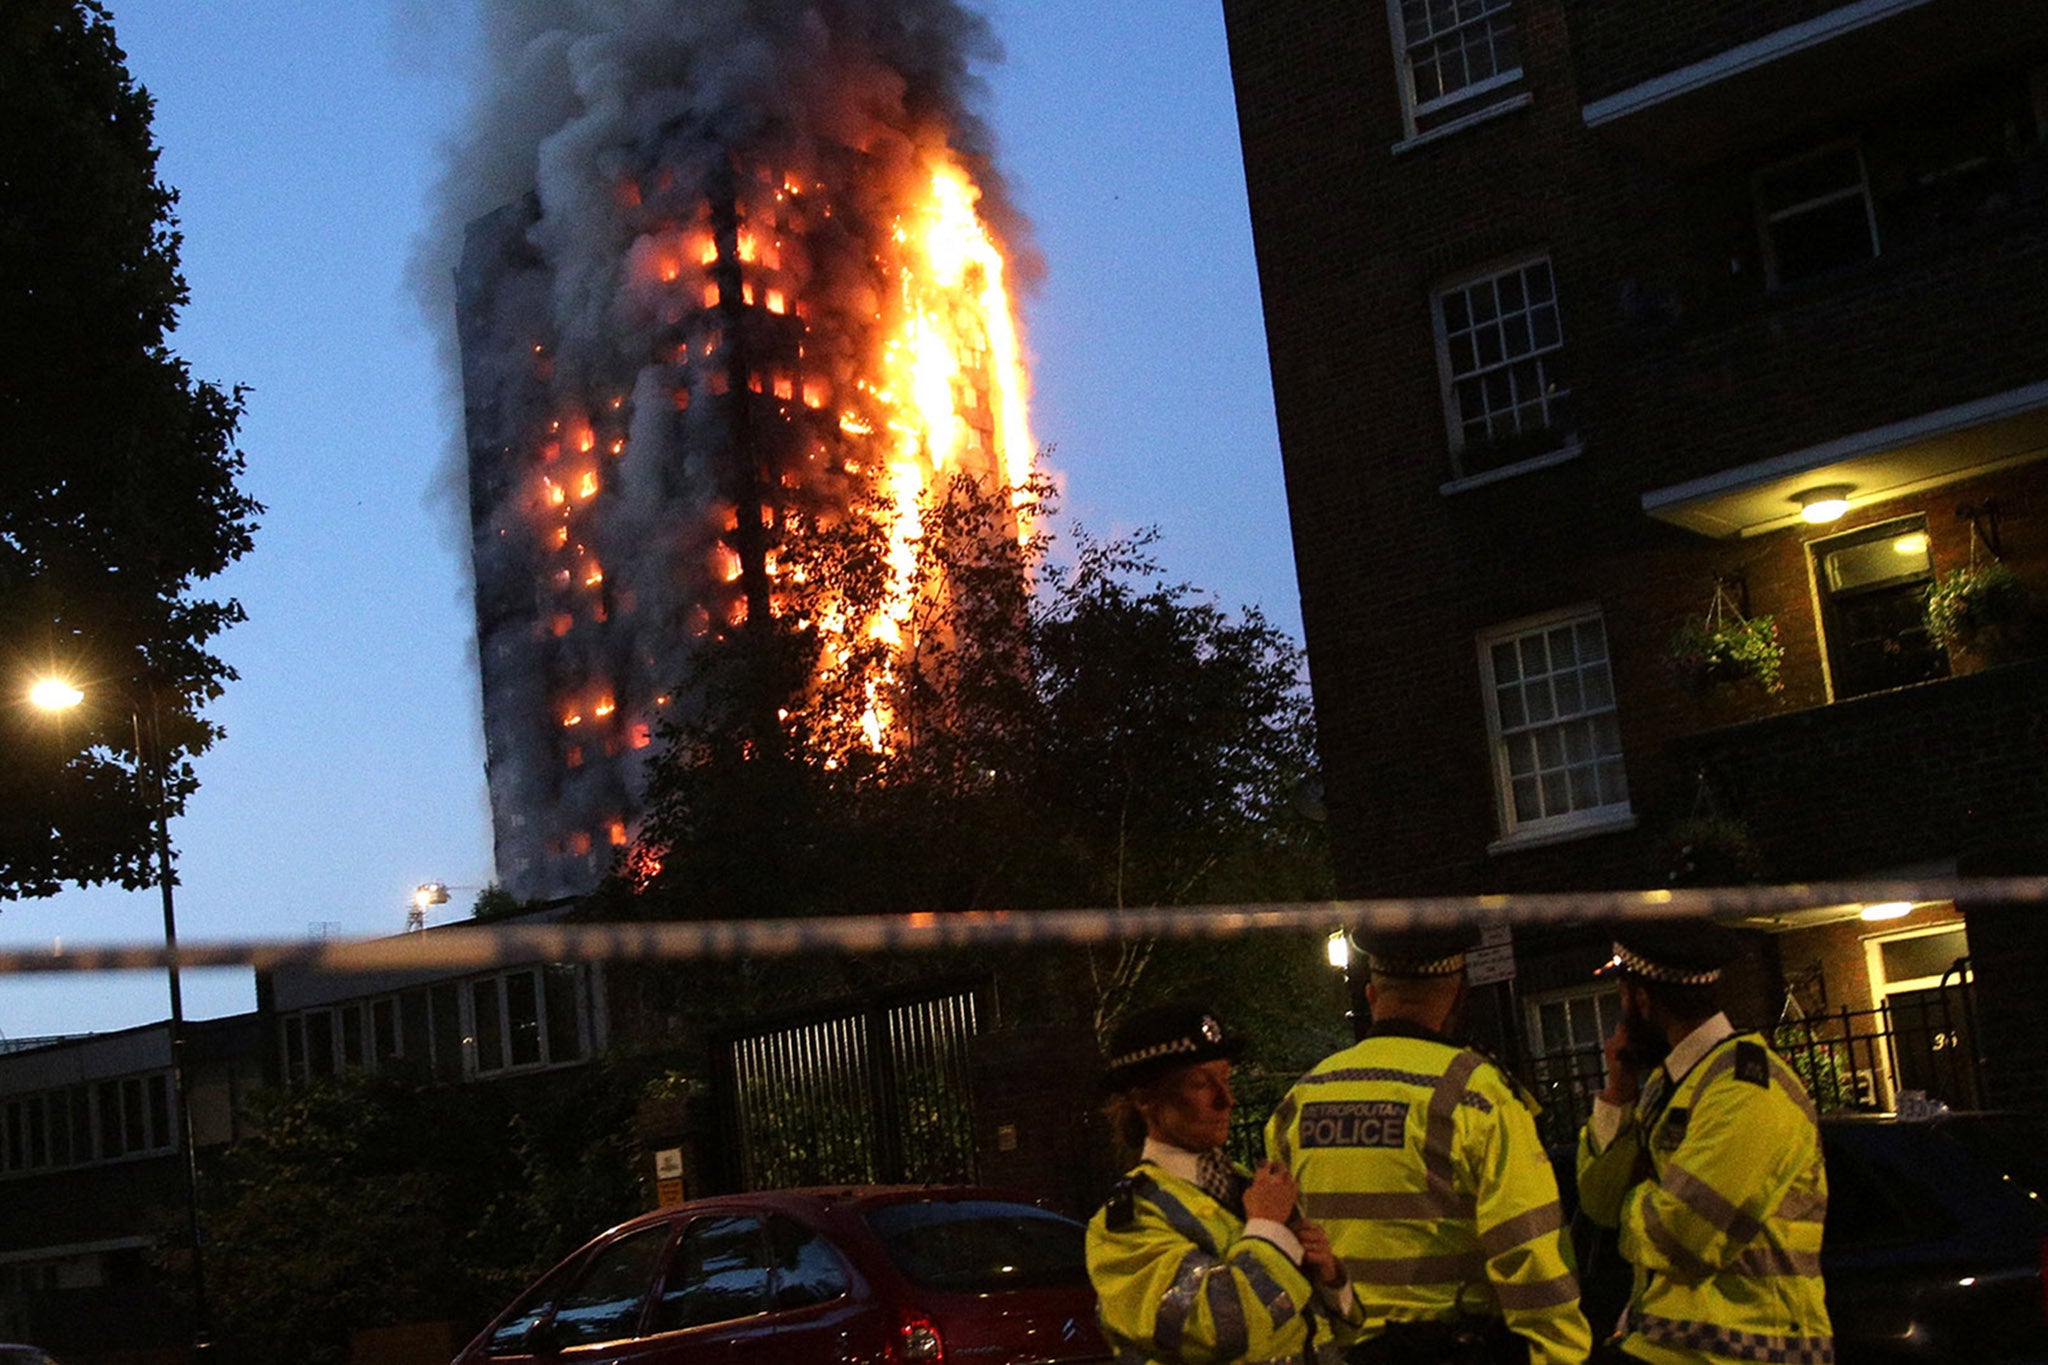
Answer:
1668 583 1785 694
1923 560 2029 656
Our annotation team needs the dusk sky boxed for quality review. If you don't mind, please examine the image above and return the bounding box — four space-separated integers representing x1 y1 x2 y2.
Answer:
0 0 1301 1040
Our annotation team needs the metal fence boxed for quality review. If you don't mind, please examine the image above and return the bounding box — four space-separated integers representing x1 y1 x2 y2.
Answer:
718 977 989 1190
1525 976 1983 1150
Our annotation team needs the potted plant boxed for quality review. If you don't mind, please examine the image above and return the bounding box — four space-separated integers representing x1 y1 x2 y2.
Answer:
1923 560 2030 657
1668 590 1785 695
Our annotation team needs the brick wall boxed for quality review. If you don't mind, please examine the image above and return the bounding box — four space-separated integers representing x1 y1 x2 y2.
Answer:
1223 0 2048 898
1562 0 1869 103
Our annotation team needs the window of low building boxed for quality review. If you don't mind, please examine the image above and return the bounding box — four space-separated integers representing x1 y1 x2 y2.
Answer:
1755 141 1880 288
0 1071 178 1176
1434 255 1574 482
1479 607 1631 847
1388 0 1525 139
1811 516 1946 700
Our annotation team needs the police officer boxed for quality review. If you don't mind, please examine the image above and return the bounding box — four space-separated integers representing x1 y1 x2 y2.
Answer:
1575 921 1831 1365
1267 928 1590 1365
1087 1001 1360 1364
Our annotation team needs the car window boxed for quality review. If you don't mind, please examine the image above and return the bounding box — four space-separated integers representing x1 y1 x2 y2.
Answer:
487 1257 581 1355
651 1214 771 1332
863 1198 1088 1292
767 1212 853 1309
549 1224 672 1347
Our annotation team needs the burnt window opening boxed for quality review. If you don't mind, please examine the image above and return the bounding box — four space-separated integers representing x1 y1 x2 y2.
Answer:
1813 516 1947 700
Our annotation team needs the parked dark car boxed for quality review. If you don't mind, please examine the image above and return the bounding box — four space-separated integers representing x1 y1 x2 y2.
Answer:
453 1185 1111 1365
0 1349 61 1365
1562 1112 2048 1364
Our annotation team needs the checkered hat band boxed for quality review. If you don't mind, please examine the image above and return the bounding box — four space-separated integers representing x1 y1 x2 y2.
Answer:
1366 951 1466 977
1611 942 1722 985
1106 1036 1200 1072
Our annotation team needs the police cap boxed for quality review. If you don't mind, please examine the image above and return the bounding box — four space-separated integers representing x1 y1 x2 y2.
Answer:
1102 1001 1244 1091
1598 918 1737 985
1360 926 1475 979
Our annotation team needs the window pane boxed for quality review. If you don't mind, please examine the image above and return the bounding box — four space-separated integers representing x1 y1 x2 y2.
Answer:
1512 777 1541 821
122 1078 145 1153
307 1012 335 1079
1554 671 1584 717
1599 758 1629 804
1538 1001 1566 1055
654 1215 770 1331
1505 732 1536 777
1569 999 1601 1049
71 1089 92 1164
148 1074 171 1150
430 983 464 1082
553 1225 672 1346
507 970 543 1068
1569 764 1599 810
341 1005 365 1069
1540 770 1570 814
768 1214 852 1309
373 998 400 1063
50 1095 71 1168
284 1017 306 1084
98 1082 122 1160
1582 663 1613 708
1518 633 1550 677
1533 726 1565 771
545 966 583 1065
1490 641 1520 684
1879 929 1970 985
1525 681 1556 725
473 980 505 1073
1496 683 1526 730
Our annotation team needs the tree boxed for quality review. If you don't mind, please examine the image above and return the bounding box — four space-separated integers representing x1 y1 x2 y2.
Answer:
0 1 260 897
604 473 1332 1054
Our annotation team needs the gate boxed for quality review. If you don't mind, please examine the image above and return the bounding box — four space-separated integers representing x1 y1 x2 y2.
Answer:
717 978 991 1191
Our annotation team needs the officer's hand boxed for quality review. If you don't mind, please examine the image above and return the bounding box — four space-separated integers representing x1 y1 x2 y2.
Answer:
1242 1160 1299 1224
1602 1021 1641 1106
1295 1219 1346 1288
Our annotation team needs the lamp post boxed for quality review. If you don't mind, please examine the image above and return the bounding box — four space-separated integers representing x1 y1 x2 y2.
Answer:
29 676 211 1354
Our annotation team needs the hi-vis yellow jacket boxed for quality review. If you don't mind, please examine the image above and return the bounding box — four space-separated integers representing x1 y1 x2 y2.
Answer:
1577 1032 1832 1365
1086 1161 1339 1365
1266 1026 1591 1365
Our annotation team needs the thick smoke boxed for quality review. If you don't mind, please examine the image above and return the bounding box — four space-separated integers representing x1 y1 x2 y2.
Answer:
411 0 1031 898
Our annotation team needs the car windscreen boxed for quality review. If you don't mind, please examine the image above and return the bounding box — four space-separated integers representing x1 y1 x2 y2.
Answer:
862 1199 1088 1292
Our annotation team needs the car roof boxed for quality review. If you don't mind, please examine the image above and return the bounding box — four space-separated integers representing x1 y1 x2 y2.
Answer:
596 1184 1062 1238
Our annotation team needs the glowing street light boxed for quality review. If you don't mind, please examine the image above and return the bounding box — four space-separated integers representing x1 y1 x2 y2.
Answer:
24 673 210 1351
28 678 83 711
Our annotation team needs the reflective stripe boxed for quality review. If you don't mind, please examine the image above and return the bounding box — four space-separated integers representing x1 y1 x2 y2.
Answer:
1305 1189 1475 1221
1206 1257 1248 1360
1767 1055 1820 1123
1778 1188 1828 1224
1424 1052 1484 1195
1232 1248 1301 1334
1153 1247 1210 1354
1301 1065 1444 1089
1633 1310 1834 1365
1143 1180 1220 1257
1344 1250 1487 1285
1641 1196 1714 1280
1479 1199 1563 1258
1663 1165 1765 1246
1729 1244 1824 1278
1495 1271 1581 1312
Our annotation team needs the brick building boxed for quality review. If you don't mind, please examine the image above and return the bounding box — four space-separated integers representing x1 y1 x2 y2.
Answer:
1222 0 2048 1112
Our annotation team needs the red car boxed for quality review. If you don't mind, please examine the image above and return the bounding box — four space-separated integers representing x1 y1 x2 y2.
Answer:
454 1186 1111 1365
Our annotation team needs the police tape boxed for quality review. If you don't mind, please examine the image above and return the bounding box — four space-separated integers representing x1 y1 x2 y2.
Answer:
1 877 2043 975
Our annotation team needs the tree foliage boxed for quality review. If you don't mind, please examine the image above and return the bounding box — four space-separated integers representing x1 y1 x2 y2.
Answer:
0 1 260 897
596 473 1331 1052
195 1060 656 1364
616 473 1326 924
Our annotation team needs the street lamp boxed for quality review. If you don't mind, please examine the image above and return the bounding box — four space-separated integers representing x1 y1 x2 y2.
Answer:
28 675 210 1353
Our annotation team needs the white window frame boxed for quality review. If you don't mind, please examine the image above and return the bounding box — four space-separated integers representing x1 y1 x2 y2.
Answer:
1754 140 1881 290
0 1071 177 1178
464 965 593 1079
1387 0 1525 139
1433 253 1579 490
280 994 405 1085
1858 918 1971 1111
1479 605 1635 852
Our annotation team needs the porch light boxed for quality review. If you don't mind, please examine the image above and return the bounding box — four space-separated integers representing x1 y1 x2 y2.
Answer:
1859 901 1914 921
1794 484 1855 524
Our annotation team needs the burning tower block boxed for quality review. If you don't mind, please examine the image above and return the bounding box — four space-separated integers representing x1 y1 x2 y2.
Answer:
457 114 1032 901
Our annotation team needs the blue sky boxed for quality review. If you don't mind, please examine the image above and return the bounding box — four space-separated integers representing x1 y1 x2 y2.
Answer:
0 0 1300 1039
